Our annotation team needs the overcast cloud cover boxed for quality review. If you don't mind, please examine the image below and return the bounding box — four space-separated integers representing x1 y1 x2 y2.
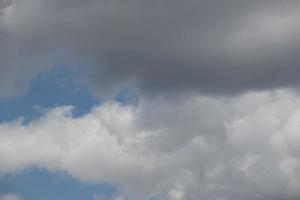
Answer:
1 0 300 200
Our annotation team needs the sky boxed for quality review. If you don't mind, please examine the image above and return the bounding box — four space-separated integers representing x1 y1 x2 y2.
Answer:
1 0 300 200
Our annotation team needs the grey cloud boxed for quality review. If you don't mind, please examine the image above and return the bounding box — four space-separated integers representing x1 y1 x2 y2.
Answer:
0 0 12 10
1 0 300 97
0 0 54 97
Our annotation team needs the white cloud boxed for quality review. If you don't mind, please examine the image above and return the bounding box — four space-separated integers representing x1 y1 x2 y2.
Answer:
1 90 300 199
167 183 186 200
0 194 21 200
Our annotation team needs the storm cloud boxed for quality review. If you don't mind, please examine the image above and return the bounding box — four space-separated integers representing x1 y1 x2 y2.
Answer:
1 0 300 96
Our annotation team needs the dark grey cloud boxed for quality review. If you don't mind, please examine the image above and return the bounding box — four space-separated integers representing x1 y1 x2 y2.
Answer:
1 0 300 97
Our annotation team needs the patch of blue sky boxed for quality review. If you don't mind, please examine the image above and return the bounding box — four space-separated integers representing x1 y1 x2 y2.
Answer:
0 67 100 124
0 169 118 200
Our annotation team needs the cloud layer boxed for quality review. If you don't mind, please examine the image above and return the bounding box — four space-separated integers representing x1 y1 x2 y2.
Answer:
1 0 300 96
1 89 300 200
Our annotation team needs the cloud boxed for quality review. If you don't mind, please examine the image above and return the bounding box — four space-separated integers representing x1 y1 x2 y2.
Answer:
94 194 125 200
0 0 13 10
0 194 21 200
167 183 186 200
2 1 300 199
1 0 300 97
1 89 300 199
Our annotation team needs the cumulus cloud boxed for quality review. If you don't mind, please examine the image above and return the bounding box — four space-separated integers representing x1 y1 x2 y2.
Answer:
1 0 300 96
1 89 300 199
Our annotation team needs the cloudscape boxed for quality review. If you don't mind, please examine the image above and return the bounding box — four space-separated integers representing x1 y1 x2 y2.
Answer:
1 0 300 200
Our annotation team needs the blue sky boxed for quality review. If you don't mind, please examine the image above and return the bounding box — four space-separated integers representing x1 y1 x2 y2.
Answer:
0 169 117 200
0 68 99 123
